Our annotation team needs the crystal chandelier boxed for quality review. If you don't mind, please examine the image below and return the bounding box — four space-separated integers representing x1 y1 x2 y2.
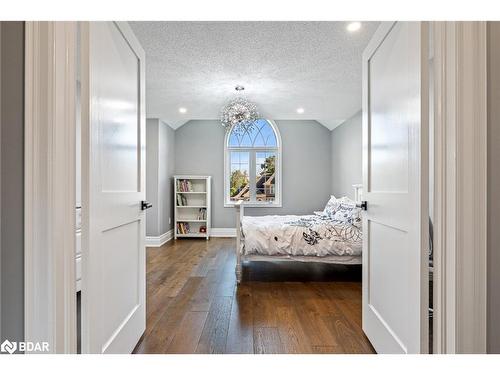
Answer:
221 86 260 134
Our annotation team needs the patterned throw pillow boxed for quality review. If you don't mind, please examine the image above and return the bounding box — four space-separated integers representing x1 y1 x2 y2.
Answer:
331 197 361 223
323 195 340 217
323 196 361 223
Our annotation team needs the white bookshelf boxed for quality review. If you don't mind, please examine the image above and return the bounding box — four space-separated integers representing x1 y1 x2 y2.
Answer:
174 175 211 240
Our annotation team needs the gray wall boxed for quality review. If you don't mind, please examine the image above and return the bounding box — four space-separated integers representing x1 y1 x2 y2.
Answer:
146 119 160 236
159 120 176 235
330 111 362 199
0 21 24 344
146 118 175 236
487 21 500 354
174 120 332 228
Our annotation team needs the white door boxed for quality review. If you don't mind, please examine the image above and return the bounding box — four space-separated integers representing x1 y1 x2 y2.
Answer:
362 22 429 354
81 22 147 354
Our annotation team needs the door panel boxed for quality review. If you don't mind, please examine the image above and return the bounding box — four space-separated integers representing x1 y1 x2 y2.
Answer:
362 22 429 354
368 221 409 347
100 25 140 193
81 21 146 354
369 24 412 194
101 221 141 344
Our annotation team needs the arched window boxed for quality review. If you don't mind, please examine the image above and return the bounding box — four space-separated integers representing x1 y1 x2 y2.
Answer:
224 119 282 207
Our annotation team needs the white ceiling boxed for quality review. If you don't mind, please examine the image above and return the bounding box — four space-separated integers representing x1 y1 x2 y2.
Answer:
130 21 380 130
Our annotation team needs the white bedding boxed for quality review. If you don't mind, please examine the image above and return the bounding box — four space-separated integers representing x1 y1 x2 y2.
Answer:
240 213 362 257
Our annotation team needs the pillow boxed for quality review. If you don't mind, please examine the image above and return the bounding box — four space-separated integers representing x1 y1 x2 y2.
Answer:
323 195 340 217
323 195 337 208
324 194 337 204
331 197 362 223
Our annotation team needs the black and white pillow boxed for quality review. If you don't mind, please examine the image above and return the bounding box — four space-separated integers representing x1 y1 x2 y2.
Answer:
323 195 341 217
322 196 361 223
332 197 361 222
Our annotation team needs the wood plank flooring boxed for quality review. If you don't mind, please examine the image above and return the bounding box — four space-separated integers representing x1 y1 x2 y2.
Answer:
132 238 375 354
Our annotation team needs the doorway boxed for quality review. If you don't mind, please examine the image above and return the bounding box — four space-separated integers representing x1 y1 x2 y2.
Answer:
25 21 488 354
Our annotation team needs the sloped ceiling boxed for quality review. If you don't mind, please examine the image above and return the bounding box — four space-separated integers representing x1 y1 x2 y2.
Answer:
130 21 379 130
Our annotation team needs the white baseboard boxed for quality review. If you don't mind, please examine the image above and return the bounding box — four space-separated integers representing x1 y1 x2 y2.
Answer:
210 227 236 237
146 229 174 247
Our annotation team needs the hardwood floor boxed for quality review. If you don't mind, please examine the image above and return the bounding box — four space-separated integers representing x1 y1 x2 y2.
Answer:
133 238 375 354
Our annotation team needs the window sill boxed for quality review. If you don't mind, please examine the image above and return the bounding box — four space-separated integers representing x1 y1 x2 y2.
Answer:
224 202 282 208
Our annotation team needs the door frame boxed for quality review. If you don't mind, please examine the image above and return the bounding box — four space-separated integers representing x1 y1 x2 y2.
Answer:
23 21 488 354
432 21 488 353
24 21 78 353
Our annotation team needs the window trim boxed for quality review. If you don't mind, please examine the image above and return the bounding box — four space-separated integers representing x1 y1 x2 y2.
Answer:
224 119 282 208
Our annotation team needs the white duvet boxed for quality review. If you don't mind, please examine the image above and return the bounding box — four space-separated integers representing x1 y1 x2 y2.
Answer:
241 214 362 257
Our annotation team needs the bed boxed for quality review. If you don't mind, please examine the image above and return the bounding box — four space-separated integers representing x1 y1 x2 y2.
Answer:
234 185 363 283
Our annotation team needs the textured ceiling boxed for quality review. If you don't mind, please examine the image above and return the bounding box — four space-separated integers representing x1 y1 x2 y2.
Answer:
130 21 380 130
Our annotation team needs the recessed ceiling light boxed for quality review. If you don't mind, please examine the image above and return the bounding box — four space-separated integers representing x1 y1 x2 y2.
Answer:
347 22 362 32
179 107 187 114
296 108 305 114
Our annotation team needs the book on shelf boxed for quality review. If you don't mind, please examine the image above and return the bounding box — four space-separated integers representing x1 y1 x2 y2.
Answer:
176 179 193 192
177 222 191 234
176 193 188 206
197 208 207 220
